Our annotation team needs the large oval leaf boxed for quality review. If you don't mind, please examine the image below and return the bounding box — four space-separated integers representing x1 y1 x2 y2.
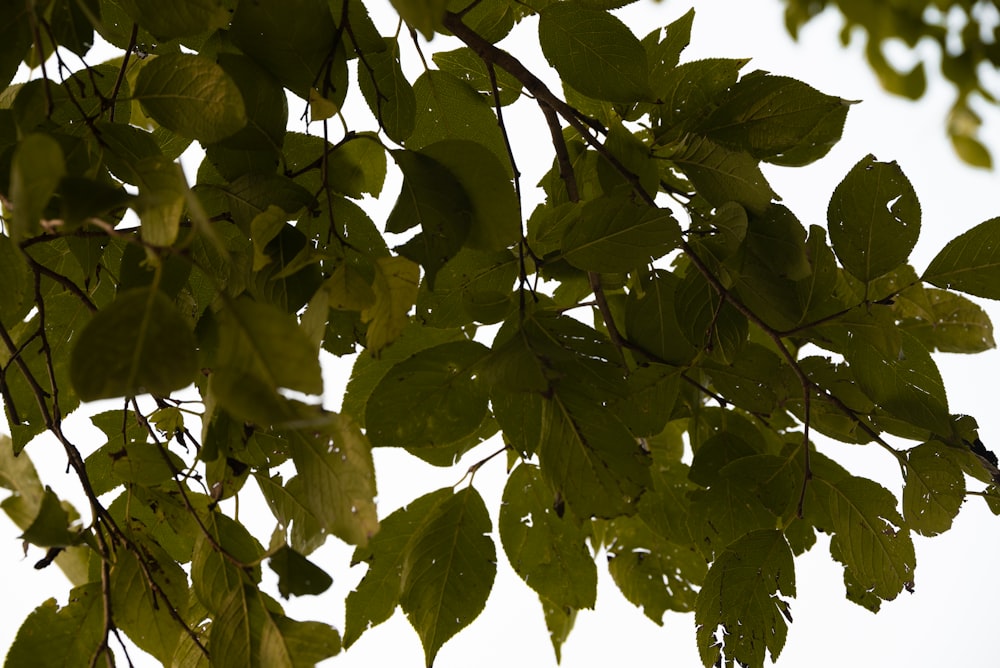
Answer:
70 287 198 400
828 154 920 284
134 53 247 143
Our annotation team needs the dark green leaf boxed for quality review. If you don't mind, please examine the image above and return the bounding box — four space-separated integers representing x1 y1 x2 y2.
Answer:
5 584 109 668
672 135 776 213
903 441 965 536
923 216 1000 299
129 0 231 39
269 545 334 598
358 38 416 143
70 287 198 400
10 133 64 240
344 488 452 648
229 0 339 99
561 197 680 272
828 154 920 284
366 340 490 448
499 463 597 609
538 4 650 103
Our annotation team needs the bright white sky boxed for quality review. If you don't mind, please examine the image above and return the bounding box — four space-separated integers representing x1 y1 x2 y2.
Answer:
3 1 1000 666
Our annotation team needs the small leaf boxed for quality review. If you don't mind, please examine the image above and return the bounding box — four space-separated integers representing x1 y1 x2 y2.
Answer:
70 287 198 400
400 487 497 667
828 154 920 284
134 53 247 142
923 216 1000 299
269 545 334 597
19 487 77 547
358 38 416 143
538 4 650 103
133 156 188 246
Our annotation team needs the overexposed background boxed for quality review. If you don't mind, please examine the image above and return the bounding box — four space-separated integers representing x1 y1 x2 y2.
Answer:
3 1 999 666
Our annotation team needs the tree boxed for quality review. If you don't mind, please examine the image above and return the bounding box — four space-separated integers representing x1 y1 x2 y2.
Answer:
1 1 999 667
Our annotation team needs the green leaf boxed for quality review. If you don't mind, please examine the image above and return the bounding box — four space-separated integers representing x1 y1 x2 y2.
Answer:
432 48 522 106
391 0 447 38
111 546 189 664
499 463 597 609
344 488 452 648
19 486 78 548
5 584 110 668
894 284 995 353
538 390 651 518
846 330 950 434
561 197 680 272
540 598 577 663
806 468 916 608
70 287 198 400
699 71 851 165
211 297 323 422
828 154 920 284
695 530 795 668
133 156 187 246
419 140 520 251
408 70 510 172
229 0 339 100
134 53 247 143
328 135 387 198
128 0 231 39
923 216 1000 299
361 256 420 356
366 340 490 448
624 270 697 366
268 545 334 598
286 415 378 547
389 150 471 286
645 9 694 94
215 53 289 152
672 135 776 214
10 133 65 240
358 38 416 143
400 486 496 667
903 441 965 536
416 248 518 328
606 514 707 623
538 3 650 103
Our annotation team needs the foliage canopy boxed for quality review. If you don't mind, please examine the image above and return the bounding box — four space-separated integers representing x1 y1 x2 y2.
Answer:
1 1 999 667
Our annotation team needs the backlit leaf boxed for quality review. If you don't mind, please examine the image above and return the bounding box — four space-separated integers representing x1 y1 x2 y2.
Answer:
70 287 198 400
539 4 650 103
561 197 680 272
903 441 965 536
499 463 597 609
134 53 247 143
695 530 795 668
923 216 1000 299
828 154 920 284
400 486 496 667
